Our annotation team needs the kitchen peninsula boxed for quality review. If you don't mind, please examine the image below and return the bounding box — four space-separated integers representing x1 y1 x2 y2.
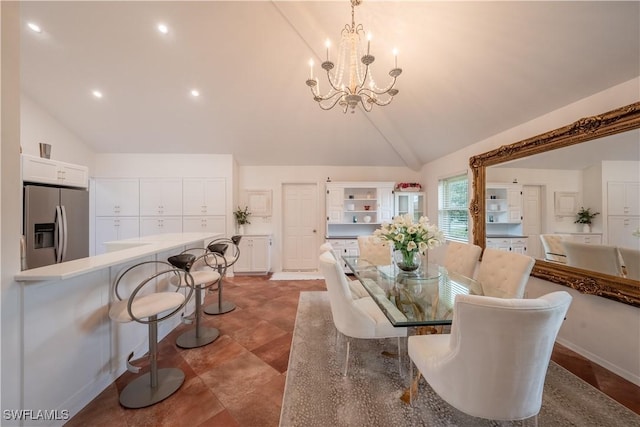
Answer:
14 232 220 425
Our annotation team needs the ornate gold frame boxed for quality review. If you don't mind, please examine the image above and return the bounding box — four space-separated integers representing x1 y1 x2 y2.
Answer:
469 102 640 307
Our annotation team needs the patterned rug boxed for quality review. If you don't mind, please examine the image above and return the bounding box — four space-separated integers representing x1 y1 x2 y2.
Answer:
280 291 640 427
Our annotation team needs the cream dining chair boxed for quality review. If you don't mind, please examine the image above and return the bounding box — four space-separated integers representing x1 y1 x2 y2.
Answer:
475 248 535 299
442 241 482 278
617 247 640 280
319 251 407 376
357 235 392 266
408 291 572 424
320 242 369 299
562 241 624 277
539 234 571 264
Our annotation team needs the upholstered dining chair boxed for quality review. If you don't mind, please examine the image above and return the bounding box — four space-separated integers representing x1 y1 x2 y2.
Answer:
442 241 482 278
539 234 571 264
203 236 241 315
617 247 639 280
357 235 392 266
475 248 535 299
319 242 369 299
109 261 194 408
562 241 624 277
408 291 572 424
319 251 407 376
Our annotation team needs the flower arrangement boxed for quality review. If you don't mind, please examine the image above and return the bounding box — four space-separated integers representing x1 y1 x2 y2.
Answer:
395 182 422 192
574 207 599 225
374 214 444 270
234 206 251 225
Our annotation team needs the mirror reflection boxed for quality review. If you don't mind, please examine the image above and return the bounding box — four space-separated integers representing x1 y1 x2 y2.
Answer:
486 129 640 282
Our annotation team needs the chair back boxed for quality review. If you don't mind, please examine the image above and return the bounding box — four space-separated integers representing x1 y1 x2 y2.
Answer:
319 242 334 255
357 235 392 266
539 234 570 263
618 247 640 280
424 291 572 421
475 248 535 299
443 241 482 278
319 251 382 338
207 237 241 268
563 241 623 276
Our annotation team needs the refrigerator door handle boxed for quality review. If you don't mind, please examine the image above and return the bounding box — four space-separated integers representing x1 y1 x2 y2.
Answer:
61 205 69 262
55 205 63 263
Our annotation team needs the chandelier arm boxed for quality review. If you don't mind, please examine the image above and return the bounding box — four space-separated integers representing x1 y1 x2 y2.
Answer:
319 96 348 111
359 95 373 112
357 76 398 96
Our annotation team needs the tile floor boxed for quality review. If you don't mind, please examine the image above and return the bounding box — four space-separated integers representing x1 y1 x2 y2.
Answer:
67 275 640 426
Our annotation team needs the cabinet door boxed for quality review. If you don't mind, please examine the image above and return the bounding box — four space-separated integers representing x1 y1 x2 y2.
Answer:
22 156 60 185
95 217 139 254
140 179 183 216
139 216 182 236
234 238 252 272
182 178 226 216
95 179 139 216
59 163 89 188
608 217 640 250
507 188 522 223
251 237 271 273
182 216 225 234
486 238 510 252
378 187 394 223
202 178 226 215
510 238 528 254
326 186 344 223
608 182 640 216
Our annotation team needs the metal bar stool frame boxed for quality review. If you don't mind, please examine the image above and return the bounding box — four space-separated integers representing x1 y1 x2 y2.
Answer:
110 260 195 409
168 248 227 348
204 236 241 315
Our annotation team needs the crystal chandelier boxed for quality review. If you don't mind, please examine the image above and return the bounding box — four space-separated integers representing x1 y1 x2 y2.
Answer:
305 0 402 114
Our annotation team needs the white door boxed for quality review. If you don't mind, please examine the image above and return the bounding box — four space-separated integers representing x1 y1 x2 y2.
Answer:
283 183 318 271
522 185 542 259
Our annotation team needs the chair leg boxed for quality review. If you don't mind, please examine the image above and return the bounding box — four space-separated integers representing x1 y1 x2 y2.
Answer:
343 339 351 377
409 360 414 406
176 285 220 348
118 315 185 408
203 271 236 315
396 336 403 377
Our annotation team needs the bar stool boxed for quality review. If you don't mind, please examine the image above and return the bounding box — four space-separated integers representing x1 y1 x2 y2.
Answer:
204 236 241 315
168 248 226 348
109 260 194 408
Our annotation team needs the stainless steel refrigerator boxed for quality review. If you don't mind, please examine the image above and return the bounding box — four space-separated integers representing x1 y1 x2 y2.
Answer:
23 184 89 269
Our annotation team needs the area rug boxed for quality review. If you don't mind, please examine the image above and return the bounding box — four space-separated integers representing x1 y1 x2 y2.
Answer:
270 272 324 281
280 291 640 427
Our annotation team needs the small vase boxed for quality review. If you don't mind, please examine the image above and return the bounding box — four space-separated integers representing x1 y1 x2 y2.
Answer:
393 249 421 272
582 224 591 233
238 224 245 234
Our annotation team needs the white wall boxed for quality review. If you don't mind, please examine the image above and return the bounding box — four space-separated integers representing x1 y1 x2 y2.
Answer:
238 165 421 271
20 94 96 173
421 77 640 385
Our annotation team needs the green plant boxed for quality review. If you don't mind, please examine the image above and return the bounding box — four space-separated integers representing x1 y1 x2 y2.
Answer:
234 206 251 225
574 207 599 224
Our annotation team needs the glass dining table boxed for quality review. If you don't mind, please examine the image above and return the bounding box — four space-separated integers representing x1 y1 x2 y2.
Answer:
342 256 483 328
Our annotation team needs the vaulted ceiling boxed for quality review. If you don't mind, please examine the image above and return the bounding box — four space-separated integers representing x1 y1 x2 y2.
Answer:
19 1 639 170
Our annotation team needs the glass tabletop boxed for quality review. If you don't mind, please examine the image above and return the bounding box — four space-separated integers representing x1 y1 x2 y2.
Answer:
343 256 483 327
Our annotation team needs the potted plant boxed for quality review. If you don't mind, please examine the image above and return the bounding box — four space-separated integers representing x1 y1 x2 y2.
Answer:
574 207 599 233
234 206 251 234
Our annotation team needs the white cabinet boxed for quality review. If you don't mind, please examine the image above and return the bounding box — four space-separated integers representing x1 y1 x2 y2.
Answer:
182 216 226 234
140 179 183 216
486 237 528 254
95 179 140 216
327 238 359 270
139 216 183 236
234 235 272 274
182 178 226 216
325 182 395 238
608 217 640 250
95 217 140 255
22 154 88 188
486 183 522 224
570 233 603 245
608 182 640 216
394 191 425 221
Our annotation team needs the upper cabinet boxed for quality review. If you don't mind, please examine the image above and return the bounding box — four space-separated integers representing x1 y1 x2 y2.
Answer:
22 154 88 189
139 178 183 216
608 182 640 216
182 178 226 216
325 182 395 238
95 179 140 216
394 191 425 222
486 183 522 224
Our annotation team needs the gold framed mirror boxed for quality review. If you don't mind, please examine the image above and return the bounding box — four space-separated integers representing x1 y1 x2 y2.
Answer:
470 102 640 307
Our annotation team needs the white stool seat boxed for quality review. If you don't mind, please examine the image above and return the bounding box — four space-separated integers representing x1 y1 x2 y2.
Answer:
109 292 185 323
168 270 220 287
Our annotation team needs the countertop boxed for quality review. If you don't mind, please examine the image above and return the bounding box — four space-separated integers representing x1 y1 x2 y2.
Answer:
486 234 528 238
15 232 221 282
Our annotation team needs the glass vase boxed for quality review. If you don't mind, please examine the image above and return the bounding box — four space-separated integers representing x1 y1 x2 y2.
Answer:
393 249 421 272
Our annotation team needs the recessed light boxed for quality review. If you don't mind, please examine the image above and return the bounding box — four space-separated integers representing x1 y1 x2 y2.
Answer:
92 90 103 99
157 23 169 34
27 22 42 33
190 89 200 97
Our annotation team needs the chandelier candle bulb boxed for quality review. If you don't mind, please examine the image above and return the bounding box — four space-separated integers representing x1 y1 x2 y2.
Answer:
325 39 331 61
367 32 372 55
309 59 314 79
393 48 398 68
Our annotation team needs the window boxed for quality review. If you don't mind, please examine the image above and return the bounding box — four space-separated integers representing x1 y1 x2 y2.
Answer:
438 174 469 241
